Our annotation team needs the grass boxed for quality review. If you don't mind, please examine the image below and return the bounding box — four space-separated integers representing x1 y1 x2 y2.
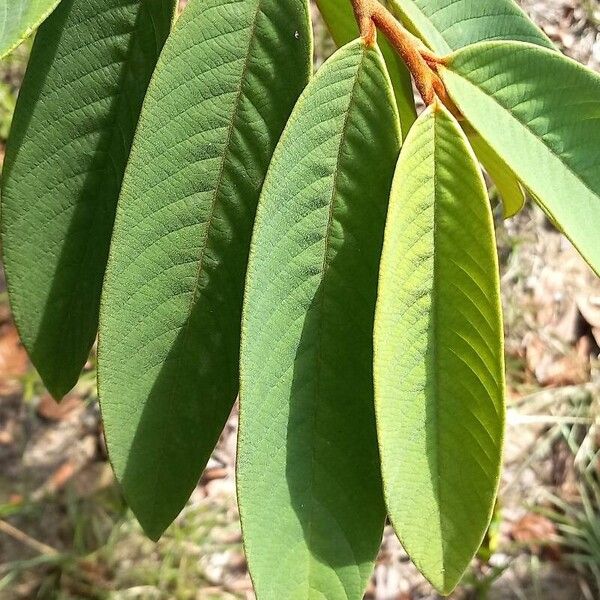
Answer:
1 483 246 599
509 382 600 598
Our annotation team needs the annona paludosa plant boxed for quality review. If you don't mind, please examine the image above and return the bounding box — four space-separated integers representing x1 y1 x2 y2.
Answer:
1 0 599 596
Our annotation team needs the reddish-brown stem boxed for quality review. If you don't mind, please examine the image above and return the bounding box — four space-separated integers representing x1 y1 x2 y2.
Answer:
349 0 457 114
350 0 377 46
370 2 435 103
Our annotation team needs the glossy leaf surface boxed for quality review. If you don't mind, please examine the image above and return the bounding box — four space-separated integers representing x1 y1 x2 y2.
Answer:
441 41 600 275
98 0 311 540
375 104 505 594
238 40 400 599
0 0 61 58
1 0 176 398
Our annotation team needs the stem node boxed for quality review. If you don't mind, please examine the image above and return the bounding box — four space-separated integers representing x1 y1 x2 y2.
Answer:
348 0 459 116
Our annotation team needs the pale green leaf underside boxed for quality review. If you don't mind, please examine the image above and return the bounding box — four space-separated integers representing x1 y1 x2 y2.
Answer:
238 40 401 599
1 0 176 399
98 0 311 540
441 41 600 276
375 104 505 594
389 0 553 54
466 129 525 219
315 0 416 135
0 0 61 59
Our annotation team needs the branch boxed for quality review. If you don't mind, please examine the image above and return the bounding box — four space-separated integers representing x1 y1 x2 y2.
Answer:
349 0 456 112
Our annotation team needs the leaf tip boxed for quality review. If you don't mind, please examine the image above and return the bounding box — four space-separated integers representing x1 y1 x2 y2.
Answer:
41 371 77 403
143 524 166 543
424 564 464 597
127 498 171 543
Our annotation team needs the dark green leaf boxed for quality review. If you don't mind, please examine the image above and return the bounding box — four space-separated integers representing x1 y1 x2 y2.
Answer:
98 0 312 540
316 0 416 135
1 0 176 398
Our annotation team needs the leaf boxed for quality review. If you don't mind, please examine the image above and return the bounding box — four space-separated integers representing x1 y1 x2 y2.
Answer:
238 39 401 599
1 0 177 399
374 103 505 594
465 127 525 219
316 0 416 135
440 41 600 276
98 0 311 540
389 0 553 54
0 0 61 59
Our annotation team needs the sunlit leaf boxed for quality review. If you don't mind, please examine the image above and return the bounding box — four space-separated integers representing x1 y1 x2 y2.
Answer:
389 0 553 54
387 0 551 214
375 103 505 594
0 0 61 59
441 41 600 275
466 127 525 219
238 39 401 599
98 0 311 540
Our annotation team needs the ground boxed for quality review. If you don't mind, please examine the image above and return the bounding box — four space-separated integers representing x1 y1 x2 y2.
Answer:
0 1 599 599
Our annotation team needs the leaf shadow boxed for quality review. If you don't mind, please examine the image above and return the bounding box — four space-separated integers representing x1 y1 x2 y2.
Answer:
118 282 241 540
284 223 386 579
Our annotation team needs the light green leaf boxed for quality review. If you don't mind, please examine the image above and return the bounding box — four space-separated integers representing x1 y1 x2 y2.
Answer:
465 127 525 219
1 0 176 399
374 103 505 594
389 0 553 54
0 0 61 59
238 39 401 599
440 41 600 276
98 0 311 540
316 0 416 135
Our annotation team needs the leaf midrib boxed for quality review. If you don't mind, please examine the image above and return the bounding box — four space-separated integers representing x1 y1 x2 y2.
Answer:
6 1 164 394
304 47 366 595
430 110 445 575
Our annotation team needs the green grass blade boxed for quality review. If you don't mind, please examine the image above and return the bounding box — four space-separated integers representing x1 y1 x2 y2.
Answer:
441 41 600 276
238 39 401 599
0 0 61 59
315 0 416 135
98 0 312 540
389 0 553 54
375 103 505 595
1 0 177 399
